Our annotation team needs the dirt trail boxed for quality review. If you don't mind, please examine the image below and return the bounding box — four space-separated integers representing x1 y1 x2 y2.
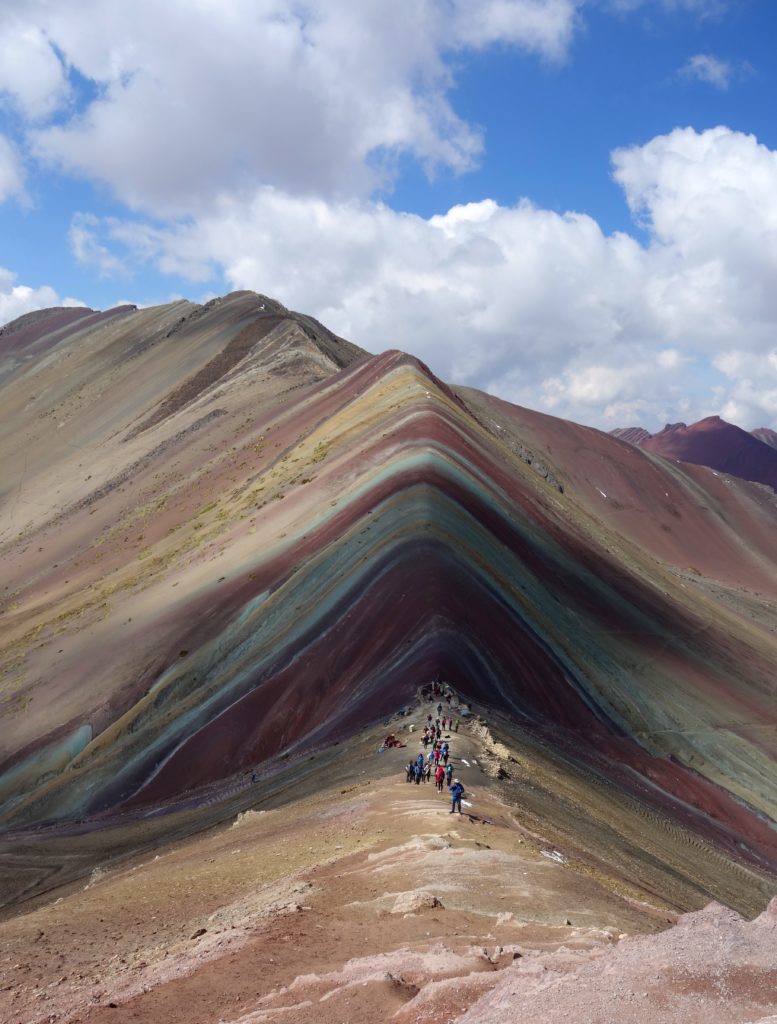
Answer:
2 697 776 1024
0 698 670 1024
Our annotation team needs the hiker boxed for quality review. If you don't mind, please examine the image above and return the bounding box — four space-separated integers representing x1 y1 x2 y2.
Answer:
414 762 423 784
435 764 445 792
423 732 429 749
417 753 424 767
450 778 464 814
437 702 443 716
405 762 415 783
454 719 459 732
424 762 432 783
446 763 453 786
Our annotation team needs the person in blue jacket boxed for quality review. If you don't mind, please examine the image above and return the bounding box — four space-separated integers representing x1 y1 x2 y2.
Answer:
449 778 464 814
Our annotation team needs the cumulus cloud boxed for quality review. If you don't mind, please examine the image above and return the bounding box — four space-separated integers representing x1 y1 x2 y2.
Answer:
713 350 777 427
2 2 774 431
0 133 25 202
0 267 84 327
69 213 127 277
0 0 580 215
612 127 777 351
679 53 732 89
450 0 580 59
0 10 69 120
77 125 777 430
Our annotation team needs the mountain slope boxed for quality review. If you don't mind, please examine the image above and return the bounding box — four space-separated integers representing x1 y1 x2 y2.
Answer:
752 426 777 450
4 712 776 1024
2 293 777 922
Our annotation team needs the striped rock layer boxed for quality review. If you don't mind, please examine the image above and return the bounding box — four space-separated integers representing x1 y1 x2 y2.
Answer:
2 291 777 905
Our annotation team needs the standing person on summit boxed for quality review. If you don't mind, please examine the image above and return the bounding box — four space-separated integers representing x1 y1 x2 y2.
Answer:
450 778 465 814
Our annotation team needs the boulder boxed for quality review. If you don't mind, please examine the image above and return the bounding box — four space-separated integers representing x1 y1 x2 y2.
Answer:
390 890 444 914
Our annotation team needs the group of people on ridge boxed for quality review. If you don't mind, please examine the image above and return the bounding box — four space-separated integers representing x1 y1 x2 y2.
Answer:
403 685 467 814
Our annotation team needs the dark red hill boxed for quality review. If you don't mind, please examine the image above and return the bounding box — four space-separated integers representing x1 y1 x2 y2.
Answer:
641 416 777 491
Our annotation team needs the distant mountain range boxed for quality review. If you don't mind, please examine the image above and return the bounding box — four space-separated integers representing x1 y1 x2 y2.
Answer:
611 416 777 491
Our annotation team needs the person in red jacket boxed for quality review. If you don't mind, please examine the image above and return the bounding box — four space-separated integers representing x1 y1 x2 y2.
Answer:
435 763 445 792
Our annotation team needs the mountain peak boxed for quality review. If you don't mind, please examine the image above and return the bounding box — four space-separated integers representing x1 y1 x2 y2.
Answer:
2 294 777 1024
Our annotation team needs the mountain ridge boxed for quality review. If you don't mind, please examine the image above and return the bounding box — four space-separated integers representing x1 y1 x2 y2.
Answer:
1 291 777 908
3 291 777 1022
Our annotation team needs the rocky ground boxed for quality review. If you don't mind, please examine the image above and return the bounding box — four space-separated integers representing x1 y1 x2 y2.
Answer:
2 696 776 1024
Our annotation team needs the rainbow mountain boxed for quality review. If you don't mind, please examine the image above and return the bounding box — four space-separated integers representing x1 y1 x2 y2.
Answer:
2 290 777 913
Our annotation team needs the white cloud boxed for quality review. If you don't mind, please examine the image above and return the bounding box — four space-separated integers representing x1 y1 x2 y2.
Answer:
612 127 777 348
69 212 127 277
98 191 648 380
0 11 69 120
78 125 777 430
713 349 777 427
2 4 774 431
656 348 686 368
0 0 579 216
0 133 25 202
450 0 580 60
0 267 84 327
679 53 732 89
607 0 727 16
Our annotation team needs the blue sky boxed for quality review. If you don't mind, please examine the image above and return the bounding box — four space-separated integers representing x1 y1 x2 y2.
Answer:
1 0 777 429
